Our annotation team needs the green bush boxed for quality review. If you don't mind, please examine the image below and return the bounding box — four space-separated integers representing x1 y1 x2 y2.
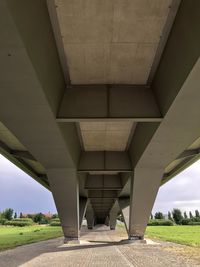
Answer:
4 218 34 227
181 218 200 225
5 221 33 227
13 218 33 223
51 218 60 222
181 218 191 225
188 221 200 225
50 222 61 226
148 219 174 226
50 218 61 226
0 218 8 225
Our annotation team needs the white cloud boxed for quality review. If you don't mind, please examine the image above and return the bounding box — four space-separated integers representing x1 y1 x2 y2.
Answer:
152 159 200 214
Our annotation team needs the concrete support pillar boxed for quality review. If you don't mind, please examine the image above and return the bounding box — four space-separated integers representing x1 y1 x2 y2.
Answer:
118 198 130 234
79 197 88 229
129 168 163 240
47 168 79 243
105 216 109 226
85 205 95 229
109 209 119 230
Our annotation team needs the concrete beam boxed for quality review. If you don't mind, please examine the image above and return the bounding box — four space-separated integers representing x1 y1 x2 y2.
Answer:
57 85 162 122
85 175 122 190
176 149 200 160
11 150 36 161
0 0 80 171
47 168 79 243
0 141 49 189
79 152 131 172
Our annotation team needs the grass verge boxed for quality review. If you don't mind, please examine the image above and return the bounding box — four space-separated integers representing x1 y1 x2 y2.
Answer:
0 225 62 251
145 225 200 247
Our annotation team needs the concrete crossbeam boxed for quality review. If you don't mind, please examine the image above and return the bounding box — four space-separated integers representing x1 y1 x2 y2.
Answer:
57 85 162 122
85 175 122 190
79 152 131 172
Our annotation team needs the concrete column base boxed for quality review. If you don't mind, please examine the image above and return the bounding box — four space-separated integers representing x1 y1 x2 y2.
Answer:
120 238 146 244
129 235 144 241
64 237 80 244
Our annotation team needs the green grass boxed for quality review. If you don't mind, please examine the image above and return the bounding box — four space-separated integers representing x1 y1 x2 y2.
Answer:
145 226 200 247
0 225 63 251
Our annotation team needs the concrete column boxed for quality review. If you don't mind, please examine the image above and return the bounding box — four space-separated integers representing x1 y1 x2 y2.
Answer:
105 216 109 226
47 168 79 244
85 205 95 229
79 197 88 229
118 198 130 234
109 206 119 230
129 168 163 240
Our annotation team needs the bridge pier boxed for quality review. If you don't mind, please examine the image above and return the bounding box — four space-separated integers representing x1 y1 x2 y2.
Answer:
128 168 163 240
109 206 119 230
85 205 95 230
47 168 80 244
79 197 88 229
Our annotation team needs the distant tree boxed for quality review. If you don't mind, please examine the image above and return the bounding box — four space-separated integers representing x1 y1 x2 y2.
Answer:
52 214 59 219
150 213 153 220
189 211 193 219
195 210 200 218
183 211 188 219
34 213 45 224
27 214 35 220
154 212 164 219
14 212 17 219
3 208 13 221
172 209 183 225
20 212 23 218
168 211 173 221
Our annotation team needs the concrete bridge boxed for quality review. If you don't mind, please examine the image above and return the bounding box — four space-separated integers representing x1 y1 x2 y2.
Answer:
0 0 200 243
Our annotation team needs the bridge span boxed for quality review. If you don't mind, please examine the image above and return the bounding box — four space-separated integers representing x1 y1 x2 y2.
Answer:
0 0 200 243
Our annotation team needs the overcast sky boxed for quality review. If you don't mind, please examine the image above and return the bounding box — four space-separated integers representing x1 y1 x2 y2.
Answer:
0 154 200 216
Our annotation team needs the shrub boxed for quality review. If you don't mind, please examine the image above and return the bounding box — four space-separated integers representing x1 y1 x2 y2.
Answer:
50 222 61 226
181 218 191 225
181 218 200 225
5 221 32 227
13 218 33 223
4 218 34 227
0 218 8 225
188 221 200 225
50 218 61 226
148 219 174 226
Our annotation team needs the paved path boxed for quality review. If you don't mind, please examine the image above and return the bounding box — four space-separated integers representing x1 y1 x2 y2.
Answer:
0 225 199 267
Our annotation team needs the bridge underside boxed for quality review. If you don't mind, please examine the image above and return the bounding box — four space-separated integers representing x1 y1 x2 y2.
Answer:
0 0 200 242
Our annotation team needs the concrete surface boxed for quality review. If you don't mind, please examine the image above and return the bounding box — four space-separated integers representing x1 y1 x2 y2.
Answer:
55 0 172 84
0 225 199 267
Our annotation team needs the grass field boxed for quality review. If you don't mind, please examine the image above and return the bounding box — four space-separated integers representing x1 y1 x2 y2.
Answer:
146 226 200 247
0 225 62 251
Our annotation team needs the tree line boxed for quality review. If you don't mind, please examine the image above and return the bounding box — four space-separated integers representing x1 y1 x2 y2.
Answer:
0 208 59 225
151 209 200 225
